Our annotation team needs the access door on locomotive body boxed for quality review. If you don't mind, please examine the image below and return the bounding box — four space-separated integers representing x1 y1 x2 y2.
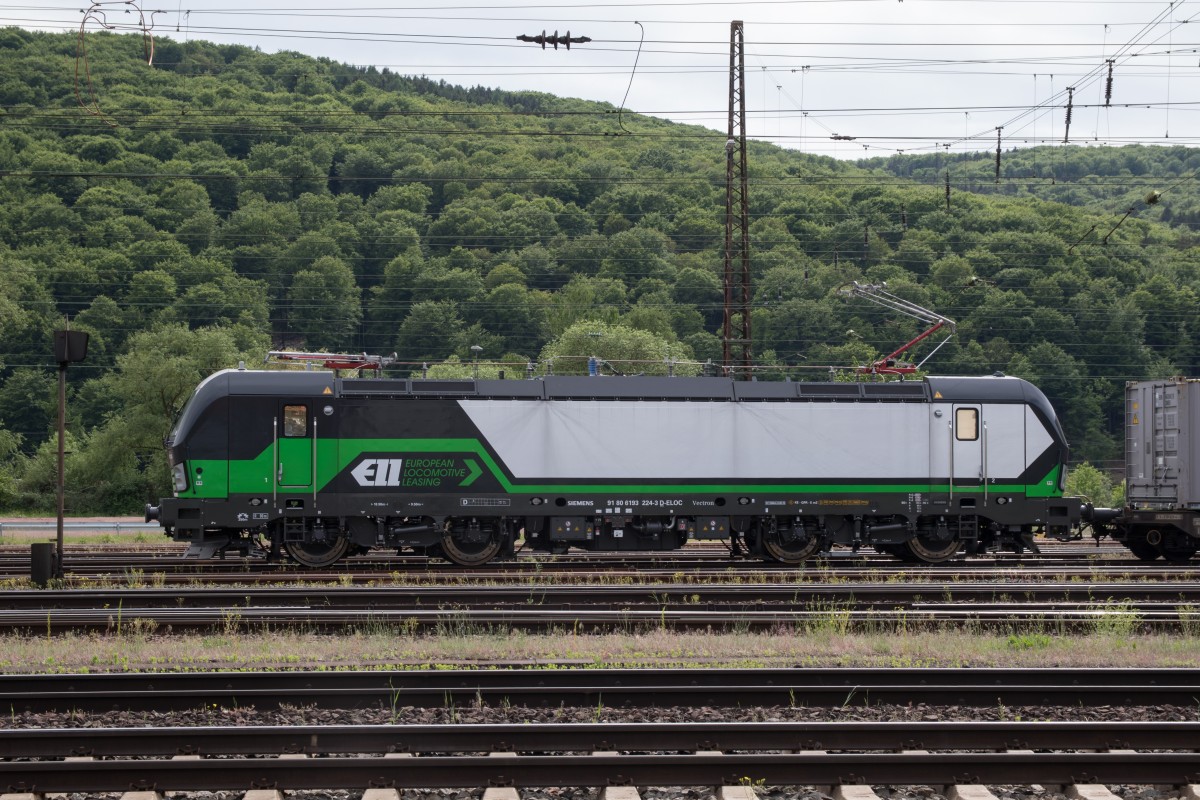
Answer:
926 388 1063 522
935 401 1033 505
275 401 313 489
222 374 337 521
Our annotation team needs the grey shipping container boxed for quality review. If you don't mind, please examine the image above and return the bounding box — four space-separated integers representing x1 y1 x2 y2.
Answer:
1126 378 1200 509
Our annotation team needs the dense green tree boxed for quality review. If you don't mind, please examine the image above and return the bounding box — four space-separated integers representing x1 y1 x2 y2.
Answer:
1065 462 1116 508
673 266 723 327
597 227 675 285
0 368 54 446
63 324 268 511
544 275 626 337
476 283 547 356
538 320 698 376
176 273 271 330
287 256 361 349
394 300 467 364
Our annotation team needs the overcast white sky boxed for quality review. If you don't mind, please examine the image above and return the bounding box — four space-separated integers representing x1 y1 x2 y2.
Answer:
15 0 1200 159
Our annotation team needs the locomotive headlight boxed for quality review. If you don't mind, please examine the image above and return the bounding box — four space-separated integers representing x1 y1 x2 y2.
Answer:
172 463 188 493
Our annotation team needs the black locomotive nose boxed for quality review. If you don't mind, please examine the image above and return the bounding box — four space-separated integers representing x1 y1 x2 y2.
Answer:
144 503 160 523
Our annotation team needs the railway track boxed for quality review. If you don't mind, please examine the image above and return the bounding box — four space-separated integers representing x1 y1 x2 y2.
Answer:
8 580 1200 608
15 606 1192 632
3 580 1198 632
5 667 1200 711
1 547 1193 586
2 721 1198 792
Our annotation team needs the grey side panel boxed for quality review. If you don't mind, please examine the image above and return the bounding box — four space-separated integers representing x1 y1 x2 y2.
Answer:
460 400 939 481
1024 405 1054 467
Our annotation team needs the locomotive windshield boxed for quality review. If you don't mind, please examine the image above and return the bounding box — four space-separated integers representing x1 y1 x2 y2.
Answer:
165 393 196 448
166 371 226 448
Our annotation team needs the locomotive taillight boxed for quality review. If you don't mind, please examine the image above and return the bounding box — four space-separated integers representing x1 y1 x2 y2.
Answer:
172 463 188 494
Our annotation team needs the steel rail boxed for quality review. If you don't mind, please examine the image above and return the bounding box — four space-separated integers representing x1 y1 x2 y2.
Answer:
0 554 1144 572
5 581 1200 610
1 752 1198 792
4 668 1200 712
4 606 1196 634
0 543 1172 570
0 551 1128 567
0 540 1148 569
2 721 1197 758
0 560 1195 581
20 568 1200 587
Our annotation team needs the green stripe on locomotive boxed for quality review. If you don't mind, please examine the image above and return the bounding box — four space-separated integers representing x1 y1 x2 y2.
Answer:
175 437 1065 499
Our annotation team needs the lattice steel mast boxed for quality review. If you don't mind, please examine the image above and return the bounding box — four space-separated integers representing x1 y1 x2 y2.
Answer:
722 20 752 379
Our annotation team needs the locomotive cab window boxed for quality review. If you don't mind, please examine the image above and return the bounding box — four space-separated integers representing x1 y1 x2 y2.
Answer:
955 408 979 441
283 404 308 437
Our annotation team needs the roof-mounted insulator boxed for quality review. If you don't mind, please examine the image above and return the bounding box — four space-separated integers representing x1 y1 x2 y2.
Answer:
266 351 397 371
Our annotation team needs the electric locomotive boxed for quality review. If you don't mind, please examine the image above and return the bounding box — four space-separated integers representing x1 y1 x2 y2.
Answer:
145 368 1082 567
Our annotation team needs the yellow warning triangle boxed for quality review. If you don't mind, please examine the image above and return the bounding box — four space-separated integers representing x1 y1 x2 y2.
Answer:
933 391 943 399
323 387 332 395
1132 413 1139 425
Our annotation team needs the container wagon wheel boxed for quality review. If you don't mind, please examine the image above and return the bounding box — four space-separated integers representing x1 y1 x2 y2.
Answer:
1157 530 1197 563
1123 535 1160 561
284 535 350 568
903 534 959 564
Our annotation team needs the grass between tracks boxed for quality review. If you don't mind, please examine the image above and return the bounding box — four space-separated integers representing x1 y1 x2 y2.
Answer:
1 624 1198 673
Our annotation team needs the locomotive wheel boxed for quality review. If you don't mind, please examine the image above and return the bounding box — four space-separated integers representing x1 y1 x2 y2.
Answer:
761 529 822 564
284 535 350 568
441 531 503 567
904 534 960 564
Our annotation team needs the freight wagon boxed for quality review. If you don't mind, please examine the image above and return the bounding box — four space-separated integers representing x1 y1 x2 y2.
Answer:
1096 378 1200 561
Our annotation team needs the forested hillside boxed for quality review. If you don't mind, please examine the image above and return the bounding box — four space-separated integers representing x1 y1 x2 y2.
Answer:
862 144 1200 228
1 27 1198 511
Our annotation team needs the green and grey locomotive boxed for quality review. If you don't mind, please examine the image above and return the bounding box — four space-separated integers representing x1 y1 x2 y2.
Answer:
145 368 1082 567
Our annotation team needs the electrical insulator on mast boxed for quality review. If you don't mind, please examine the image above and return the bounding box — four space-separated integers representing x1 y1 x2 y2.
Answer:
1063 87 1074 143
516 30 591 50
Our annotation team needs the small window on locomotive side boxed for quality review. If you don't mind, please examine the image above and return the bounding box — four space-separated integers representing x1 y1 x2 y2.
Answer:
955 407 979 441
283 404 308 437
